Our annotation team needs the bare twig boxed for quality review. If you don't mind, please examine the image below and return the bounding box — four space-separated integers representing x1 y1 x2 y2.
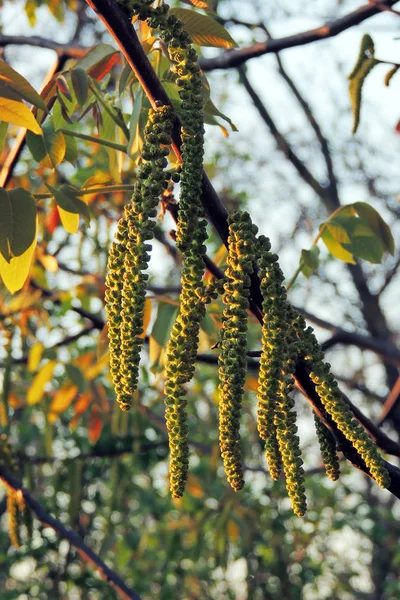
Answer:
377 376 400 425
199 0 400 71
0 464 141 600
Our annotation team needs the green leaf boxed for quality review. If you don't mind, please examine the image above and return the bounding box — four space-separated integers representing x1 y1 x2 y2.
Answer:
46 184 90 222
66 364 87 392
26 123 66 168
350 233 383 264
0 187 37 262
352 202 395 255
169 8 238 48
64 134 78 165
127 89 144 158
149 302 178 373
300 247 320 278
0 59 48 112
321 228 355 264
204 98 238 133
70 68 89 107
348 35 379 134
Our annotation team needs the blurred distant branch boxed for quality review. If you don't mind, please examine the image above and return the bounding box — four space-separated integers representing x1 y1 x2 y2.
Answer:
0 34 88 57
377 255 400 296
0 465 141 600
199 0 400 71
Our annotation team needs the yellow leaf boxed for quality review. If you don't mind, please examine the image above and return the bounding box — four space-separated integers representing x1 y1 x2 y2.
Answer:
86 352 109 380
27 360 57 405
56 191 89 234
0 230 37 293
57 207 79 234
38 253 58 273
50 385 78 414
138 298 152 339
28 342 44 372
75 351 95 371
0 97 42 134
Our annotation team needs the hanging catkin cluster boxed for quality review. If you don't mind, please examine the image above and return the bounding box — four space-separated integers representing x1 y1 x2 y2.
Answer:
218 212 257 492
105 1 390 510
0 434 25 548
105 105 174 411
216 211 388 515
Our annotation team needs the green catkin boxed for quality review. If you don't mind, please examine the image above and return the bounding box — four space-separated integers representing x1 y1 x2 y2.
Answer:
105 106 174 411
218 212 257 491
122 0 207 496
313 413 340 481
256 237 306 516
301 326 390 489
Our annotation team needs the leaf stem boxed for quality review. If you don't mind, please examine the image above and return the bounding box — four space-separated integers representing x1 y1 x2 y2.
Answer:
59 128 127 152
34 184 136 200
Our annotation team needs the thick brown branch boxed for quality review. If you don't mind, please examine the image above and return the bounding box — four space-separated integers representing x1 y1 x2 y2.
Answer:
0 465 141 600
199 0 400 71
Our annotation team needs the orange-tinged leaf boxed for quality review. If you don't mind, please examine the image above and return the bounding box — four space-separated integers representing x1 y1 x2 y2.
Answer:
169 8 237 48
50 385 78 414
28 342 44 372
74 391 92 415
88 404 103 444
244 376 258 393
0 230 37 293
27 360 57 405
45 204 60 234
227 520 240 542
186 475 204 498
75 352 95 371
0 97 42 134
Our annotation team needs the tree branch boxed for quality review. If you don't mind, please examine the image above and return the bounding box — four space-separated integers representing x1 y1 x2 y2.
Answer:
237 66 333 206
0 465 141 600
198 0 400 71
0 34 88 57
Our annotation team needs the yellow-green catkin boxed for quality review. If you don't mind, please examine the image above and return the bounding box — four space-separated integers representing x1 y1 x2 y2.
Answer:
105 106 174 411
301 326 390 489
218 212 257 491
123 1 207 497
313 413 340 481
0 434 24 548
257 239 306 516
